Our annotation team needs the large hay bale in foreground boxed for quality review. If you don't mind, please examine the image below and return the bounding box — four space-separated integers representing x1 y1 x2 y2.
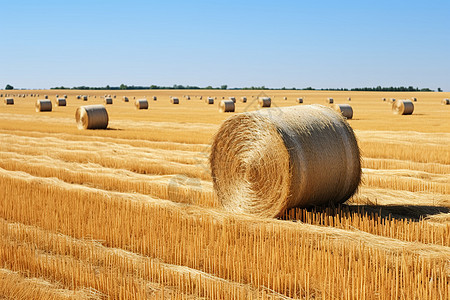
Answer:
392 100 414 115
258 97 271 107
219 100 235 112
210 105 361 217
332 104 353 119
104 97 113 105
135 99 148 110
206 97 214 104
75 105 108 130
442 98 450 105
4 98 14 105
35 99 52 112
55 98 66 106
170 97 179 104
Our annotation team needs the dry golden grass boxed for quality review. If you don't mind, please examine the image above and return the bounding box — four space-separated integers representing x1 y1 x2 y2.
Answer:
0 89 448 299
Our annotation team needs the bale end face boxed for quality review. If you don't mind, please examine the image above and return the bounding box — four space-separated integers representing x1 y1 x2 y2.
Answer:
75 105 108 130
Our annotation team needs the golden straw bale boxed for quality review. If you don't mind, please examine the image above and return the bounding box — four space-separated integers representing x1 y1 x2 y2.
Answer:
241 97 247 103
55 98 66 106
441 98 450 105
258 97 271 107
75 105 108 129
392 100 414 115
4 98 14 105
135 99 149 110
326 97 334 104
332 104 353 119
35 99 52 112
297 97 303 104
104 97 113 105
210 104 361 217
206 97 214 104
219 100 235 112
170 97 179 104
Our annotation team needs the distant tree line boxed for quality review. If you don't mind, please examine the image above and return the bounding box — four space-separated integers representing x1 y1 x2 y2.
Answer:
48 84 437 92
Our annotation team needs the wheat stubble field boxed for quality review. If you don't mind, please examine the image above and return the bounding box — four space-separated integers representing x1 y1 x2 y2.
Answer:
0 90 448 299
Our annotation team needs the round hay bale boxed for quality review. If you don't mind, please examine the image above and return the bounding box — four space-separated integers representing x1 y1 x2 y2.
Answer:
210 104 361 217
104 97 113 105
219 100 235 112
55 94 59 98
170 97 179 104
412 97 417 102
297 97 303 104
113 95 116 99
77 95 81 100
44 95 48 99
441 98 450 105
186 96 190 100
258 97 271 107
241 97 247 103
229 97 236 103
347 97 351 101
392 100 414 115
36 99 52 112
326 97 334 104
153 96 157 101
332 104 353 119
75 105 108 130
206 97 214 104
389 98 396 103
283 97 287 100
4 98 14 105
135 99 148 110
82 95 88 101
63 95 67 99
382 97 386 101
199 96 203 100
123 96 129 102
55 98 66 106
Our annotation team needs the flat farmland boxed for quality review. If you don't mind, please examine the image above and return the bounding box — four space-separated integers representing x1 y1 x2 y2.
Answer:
0 90 448 299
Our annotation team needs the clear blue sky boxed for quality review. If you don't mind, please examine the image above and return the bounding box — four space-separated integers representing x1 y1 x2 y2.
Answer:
1 0 449 90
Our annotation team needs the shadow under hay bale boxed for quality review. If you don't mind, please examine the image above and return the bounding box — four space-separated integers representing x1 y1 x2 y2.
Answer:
210 104 361 218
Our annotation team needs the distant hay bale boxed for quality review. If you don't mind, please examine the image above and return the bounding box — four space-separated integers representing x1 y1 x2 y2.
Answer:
241 97 247 103
44 95 48 99
104 97 113 105
55 94 59 98
258 97 271 107
229 97 236 103
347 97 351 101
186 96 190 100
82 95 88 101
75 105 108 130
170 97 179 104
206 97 214 104
123 96 129 102
283 97 287 100
199 96 203 100
332 104 353 119
77 95 81 100
389 98 396 103
219 100 235 112
210 104 361 218
113 95 116 99
4 98 14 105
412 97 417 102
442 98 450 105
392 100 414 115
63 95 67 98
297 97 303 104
382 98 386 101
135 99 148 110
55 98 66 106
35 99 52 112
326 97 334 104
153 96 157 101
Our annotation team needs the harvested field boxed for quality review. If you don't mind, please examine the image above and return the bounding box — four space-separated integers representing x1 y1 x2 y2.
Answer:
0 89 448 299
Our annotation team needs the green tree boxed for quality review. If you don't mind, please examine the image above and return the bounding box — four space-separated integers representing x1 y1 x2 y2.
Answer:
120 84 127 90
220 85 227 90
438 87 442 92
5 84 13 90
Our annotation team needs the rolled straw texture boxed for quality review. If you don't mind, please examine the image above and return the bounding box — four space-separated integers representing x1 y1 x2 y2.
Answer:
442 99 450 105
55 98 66 106
210 104 361 218
258 97 271 107
206 97 214 104
35 99 52 112
170 97 179 104
75 105 108 130
4 98 14 105
104 97 113 105
332 104 353 119
392 100 414 115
